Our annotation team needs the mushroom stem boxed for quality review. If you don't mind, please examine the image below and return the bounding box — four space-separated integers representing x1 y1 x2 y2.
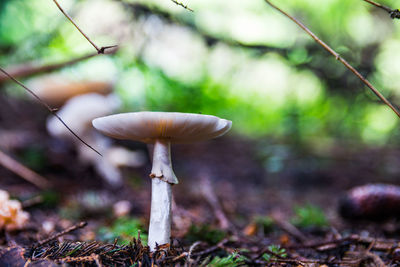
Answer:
148 139 177 251
148 177 172 251
150 140 178 184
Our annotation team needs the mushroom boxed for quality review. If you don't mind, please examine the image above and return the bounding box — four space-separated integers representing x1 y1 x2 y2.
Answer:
106 146 146 168
92 111 232 250
29 76 112 108
47 93 124 186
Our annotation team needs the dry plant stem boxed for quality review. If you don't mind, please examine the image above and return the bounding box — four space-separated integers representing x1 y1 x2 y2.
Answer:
170 0 194 12
271 213 307 242
363 0 391 12
362 0 400 19
0 149 50 189
0 67 102 156
0 53 98 84
52 0 117 54
191 238 229 257
37 221 87 247
264 0 400 119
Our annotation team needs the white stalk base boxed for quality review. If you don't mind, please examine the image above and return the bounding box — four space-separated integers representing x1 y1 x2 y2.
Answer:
148 178 172 251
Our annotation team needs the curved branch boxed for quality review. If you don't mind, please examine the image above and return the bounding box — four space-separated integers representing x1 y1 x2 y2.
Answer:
264 0 400 119
170 0 193 12
52 0 117 54
363 0 400 19
0 52 99 84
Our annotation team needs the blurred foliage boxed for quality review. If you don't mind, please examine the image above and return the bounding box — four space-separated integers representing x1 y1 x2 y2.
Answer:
97 217 147 245
291 204 328 228
1 0 400 148
39 191 60 208
17 145 47 171
186 224 226 245
254 215 274 233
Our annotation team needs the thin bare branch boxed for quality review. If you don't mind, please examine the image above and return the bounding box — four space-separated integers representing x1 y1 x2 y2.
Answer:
362 0 400 19
0 67 102 156
270 213 308 243
199 174 231 230
0 53 98 84
52 0 118 54
0 149 50 189
36 221 87 246
264 0 400 119
170 0 193 12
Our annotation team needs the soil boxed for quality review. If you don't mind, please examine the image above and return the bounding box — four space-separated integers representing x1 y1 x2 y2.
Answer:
1 94 400 266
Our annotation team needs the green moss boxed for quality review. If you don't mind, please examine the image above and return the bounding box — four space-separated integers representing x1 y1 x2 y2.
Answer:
97 217 147 245
186 224 226 245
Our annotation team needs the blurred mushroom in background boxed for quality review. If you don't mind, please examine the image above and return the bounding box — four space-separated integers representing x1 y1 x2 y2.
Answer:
29 76 112 108
46 93 145 187
106 146 146 169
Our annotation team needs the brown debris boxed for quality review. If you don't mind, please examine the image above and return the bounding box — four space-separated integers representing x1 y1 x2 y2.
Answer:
0 150 50 190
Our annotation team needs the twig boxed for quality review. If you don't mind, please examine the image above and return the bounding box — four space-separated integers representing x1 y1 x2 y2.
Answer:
52 0 117 54
0 149 50 189
191 238 229 257
270 213 307 243
171 252 188 262
286 234 400 252
188 241 202 260
342 250 386 267
285 235 357 250
247 257 318 266
363 0 400 19
199 174 231 230
0 67 102 156
36 221 87 247
171 241 202 262
264 0 400 119
22 195 44 208
0 51 117 84
170 0 193 12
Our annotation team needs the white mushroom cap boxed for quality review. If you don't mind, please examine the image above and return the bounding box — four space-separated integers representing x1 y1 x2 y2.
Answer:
47 93 121 139
92 112 232 143
47 93 124 187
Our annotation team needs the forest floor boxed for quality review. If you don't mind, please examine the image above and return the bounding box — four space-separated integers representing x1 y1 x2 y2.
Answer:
1 95 400 266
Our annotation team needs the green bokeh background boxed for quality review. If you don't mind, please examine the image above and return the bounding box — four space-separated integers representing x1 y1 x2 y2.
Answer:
1 0 400 148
